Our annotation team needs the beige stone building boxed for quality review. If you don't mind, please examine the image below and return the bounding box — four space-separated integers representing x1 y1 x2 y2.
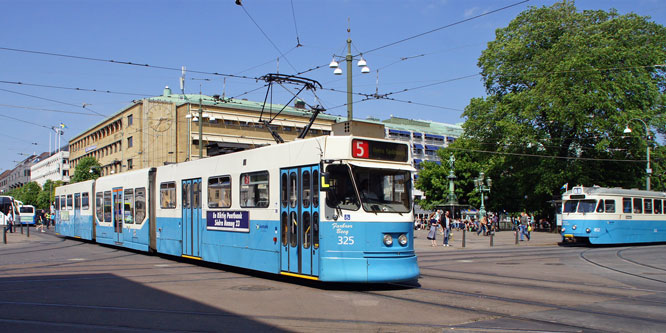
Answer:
69 87 342 176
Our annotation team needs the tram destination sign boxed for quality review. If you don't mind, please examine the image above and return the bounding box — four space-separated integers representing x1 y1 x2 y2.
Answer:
206 210 250 232
352 139 408 162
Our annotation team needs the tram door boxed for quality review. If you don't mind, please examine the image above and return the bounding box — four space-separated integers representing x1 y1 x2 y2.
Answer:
112 188 123 243
280 165 320 276
74 193 81 237
182 178 202 257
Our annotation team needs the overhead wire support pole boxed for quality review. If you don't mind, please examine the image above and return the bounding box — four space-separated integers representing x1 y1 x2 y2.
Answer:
346 34 353 121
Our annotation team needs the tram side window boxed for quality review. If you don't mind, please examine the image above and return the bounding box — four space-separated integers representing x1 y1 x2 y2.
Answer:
135 188 146 224
313 170 319 208
208 176 231 208
74 193 81 210
95 192 103 222
124 189 134 224
644 199 653 214
160 182 176 209
103 191 112 222
67 194 73 210
82 192 89 210
633 198 643 214
60 196 66 211
655 200 662 214
54 196 59 210
604 199 615 213
240 171 269 208
623 198 632 213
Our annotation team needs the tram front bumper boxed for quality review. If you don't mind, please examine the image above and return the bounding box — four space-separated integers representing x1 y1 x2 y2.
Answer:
319 255 419 283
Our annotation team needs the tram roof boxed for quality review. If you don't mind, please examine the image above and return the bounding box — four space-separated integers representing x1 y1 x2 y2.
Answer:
565 186 666 198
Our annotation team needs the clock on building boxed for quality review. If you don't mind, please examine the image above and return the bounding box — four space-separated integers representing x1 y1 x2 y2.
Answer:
148 103 173 132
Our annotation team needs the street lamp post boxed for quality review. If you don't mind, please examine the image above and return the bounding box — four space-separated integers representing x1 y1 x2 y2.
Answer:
474 172 492 218
329 27 370 121
624 118 651 191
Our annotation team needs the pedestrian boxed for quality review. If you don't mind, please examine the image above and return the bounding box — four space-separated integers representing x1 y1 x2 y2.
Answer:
36 213 45 232
519 212 530 241
442 210 452 247
477 215 487 236
50 211 56 227
6 210 14 233
426 210 439 247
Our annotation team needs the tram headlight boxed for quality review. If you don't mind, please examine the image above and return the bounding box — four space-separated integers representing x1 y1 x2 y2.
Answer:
383 234 393 246
398 234 408 246
572 225 577 230
586 228 591 233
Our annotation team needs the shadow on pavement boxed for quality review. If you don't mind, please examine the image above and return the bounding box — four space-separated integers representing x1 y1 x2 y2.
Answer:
0 273 284 332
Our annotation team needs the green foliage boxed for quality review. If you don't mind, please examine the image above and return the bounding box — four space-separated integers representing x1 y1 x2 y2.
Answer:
417 1 666 218
70 156 101 183
36 180 61 210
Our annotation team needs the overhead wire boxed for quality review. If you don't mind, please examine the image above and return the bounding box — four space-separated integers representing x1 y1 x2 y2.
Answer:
0 46 260 81
361 0 530 55
290 0 303 47
0 87 107 117
0 80 150 97
237 3 298 73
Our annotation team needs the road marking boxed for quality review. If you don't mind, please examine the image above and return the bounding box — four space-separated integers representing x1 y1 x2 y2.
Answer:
68 258 85 261
457 260 473 263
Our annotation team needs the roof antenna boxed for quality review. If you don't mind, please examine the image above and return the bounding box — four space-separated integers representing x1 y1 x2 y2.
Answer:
180 66 186 97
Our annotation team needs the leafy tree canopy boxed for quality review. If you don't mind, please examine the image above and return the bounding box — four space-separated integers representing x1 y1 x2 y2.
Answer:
417 1 666 218
70 156 101 183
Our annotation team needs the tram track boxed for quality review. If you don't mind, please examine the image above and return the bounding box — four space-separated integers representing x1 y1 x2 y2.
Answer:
580 248 666 284
616 248 666 273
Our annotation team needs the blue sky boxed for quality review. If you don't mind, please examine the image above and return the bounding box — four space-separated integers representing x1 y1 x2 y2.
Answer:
1 0 665 173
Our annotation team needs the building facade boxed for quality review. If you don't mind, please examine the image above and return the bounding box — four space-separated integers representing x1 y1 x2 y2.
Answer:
68 87 342 176
30 151 70 186
0 152 50 192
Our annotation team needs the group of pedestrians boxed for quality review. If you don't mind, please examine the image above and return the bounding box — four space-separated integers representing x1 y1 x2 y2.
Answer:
426 209 452 247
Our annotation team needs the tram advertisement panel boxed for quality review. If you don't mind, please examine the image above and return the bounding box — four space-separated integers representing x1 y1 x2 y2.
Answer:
206 211 250 232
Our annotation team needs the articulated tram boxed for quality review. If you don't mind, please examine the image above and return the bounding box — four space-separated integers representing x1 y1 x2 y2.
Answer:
55 135 419 283
561 186 666 244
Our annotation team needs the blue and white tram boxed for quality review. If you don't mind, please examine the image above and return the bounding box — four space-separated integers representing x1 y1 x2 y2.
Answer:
55 180 95 240
561 186 666 244
55 136 419 283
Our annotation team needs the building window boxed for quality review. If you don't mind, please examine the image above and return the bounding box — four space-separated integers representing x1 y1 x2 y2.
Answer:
127 114 133 126
127 159 133 170
127 136 133 148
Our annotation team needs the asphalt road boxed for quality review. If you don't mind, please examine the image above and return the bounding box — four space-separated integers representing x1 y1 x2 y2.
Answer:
1 227 665 332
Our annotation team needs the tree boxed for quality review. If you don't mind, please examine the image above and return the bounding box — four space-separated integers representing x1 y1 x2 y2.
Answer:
37 179 61 210
417 2 666 218
70 156 101 183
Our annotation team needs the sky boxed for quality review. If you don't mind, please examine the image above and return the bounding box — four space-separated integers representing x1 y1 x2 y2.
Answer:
1 0 665 173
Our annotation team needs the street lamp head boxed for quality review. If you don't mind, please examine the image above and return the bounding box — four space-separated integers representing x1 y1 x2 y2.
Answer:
333 67 343 75
361 66 370 74
486 178 492 187
357 56 367 67
623 126 632 134
329 57 339 69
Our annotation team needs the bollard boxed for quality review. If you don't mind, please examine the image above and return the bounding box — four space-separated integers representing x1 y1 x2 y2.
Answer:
27 224 30 237
3 227 6 244
515 226 519 245
490 232 494 247
20 222 23 234
462 228 466 248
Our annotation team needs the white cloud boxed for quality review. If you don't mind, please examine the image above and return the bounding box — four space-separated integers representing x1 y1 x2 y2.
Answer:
464 6 480 18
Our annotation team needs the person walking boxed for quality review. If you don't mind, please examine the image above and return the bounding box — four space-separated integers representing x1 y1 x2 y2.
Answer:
477 215 487 236
426 210 440 247
6 211 14 233
36 213 45 232
519 212 530 241
442 210 452 246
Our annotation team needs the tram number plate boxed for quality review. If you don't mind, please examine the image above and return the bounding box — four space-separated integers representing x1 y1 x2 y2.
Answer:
338 236 355 245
